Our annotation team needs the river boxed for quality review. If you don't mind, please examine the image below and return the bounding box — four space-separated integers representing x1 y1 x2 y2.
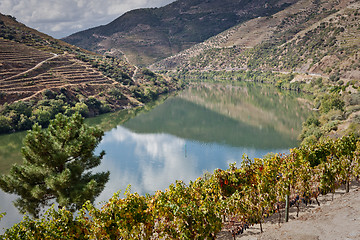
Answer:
0 82 311 232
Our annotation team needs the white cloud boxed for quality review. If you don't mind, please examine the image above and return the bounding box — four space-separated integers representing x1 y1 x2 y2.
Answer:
0 0 175 38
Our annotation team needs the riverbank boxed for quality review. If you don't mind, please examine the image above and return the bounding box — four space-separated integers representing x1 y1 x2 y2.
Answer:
217 181 360 239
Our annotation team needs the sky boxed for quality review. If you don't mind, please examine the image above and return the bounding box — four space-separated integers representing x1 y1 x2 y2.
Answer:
0 0 175 39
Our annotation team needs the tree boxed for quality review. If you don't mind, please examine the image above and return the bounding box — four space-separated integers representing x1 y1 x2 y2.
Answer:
0 113 109 217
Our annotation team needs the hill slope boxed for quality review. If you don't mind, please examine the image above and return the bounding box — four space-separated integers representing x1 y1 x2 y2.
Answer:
62 0 299 66
150 0 360 81
0 14 182 133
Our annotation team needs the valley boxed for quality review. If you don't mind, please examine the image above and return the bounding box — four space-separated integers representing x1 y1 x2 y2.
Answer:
0 0 360 238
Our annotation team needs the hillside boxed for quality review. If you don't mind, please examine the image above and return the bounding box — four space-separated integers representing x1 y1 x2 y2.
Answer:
0 14 182 134
150 0 360 146
62 0 299 66
150 0 360 81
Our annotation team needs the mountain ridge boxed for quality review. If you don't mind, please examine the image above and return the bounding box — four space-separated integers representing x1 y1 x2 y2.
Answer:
63 0 299 66
150 0 360 82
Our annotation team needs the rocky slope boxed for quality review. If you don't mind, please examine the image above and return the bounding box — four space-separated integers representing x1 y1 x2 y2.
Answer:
63 0 299 66
150 0 360 81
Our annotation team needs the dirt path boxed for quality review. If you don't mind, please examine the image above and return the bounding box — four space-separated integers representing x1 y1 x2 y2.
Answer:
2 53 59 81
117 49 139 78
217 182 360 240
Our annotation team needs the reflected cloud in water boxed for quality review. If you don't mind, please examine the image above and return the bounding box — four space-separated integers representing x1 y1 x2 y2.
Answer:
95 126 198 202
94 126 289 204
0 192 23 231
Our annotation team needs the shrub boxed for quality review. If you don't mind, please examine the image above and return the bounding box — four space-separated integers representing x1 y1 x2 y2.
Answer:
320 94 345 113
0 116 12 133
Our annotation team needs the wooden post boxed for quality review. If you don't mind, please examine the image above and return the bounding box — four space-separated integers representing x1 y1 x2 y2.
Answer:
285 194 290 222
346 180 350 193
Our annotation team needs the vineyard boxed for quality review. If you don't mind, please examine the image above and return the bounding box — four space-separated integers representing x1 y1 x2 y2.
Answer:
2 134 360 239
0 38 118 104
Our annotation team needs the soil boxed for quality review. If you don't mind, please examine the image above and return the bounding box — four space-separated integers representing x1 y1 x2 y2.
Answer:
217 181 360 240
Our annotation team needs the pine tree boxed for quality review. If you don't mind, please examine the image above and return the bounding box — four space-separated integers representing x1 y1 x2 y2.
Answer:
0 113 109 217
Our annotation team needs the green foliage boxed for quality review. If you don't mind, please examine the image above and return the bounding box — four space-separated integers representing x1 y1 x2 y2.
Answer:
0 115 12 133
0 113 109 217
2 207 89 239
152 179 223 239
65 102 89 117
0 92 117 134
142 68 156 78
329 73 340 82
304 114 320 127
108 88 124 101
319 93 345 113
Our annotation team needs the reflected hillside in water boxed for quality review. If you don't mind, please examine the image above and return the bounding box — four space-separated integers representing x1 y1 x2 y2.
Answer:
180 83 310 140
0 83 311 174
0 131 26 174
85 95 171 132
123 83 311 149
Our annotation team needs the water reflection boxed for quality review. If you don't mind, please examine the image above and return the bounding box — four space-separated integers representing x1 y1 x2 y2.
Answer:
0 131 26 174
123 83 310 149
179 83 308 138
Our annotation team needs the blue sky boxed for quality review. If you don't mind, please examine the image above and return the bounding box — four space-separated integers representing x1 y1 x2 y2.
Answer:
0 0 175 39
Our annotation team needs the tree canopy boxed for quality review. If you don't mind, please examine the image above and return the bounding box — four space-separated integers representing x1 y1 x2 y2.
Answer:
0 113 109 216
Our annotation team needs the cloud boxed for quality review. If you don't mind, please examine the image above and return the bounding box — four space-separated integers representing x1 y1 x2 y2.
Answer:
0 0 175 38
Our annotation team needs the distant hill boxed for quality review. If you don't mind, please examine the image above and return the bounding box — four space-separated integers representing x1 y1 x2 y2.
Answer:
0 14 182 133
62 0 299 66
150 0 360 81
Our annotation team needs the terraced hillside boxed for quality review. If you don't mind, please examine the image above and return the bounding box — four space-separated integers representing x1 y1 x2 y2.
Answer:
150 0 360 81
0 39 115 103
0 14 182 134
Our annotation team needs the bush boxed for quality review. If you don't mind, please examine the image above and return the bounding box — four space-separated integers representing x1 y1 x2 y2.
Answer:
108 88 124 100
69 102 90 117
0 116 12 133
329 73 340 82
304 114 320 127
32 107 52 127
321 120 339 132
320 94 345 113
